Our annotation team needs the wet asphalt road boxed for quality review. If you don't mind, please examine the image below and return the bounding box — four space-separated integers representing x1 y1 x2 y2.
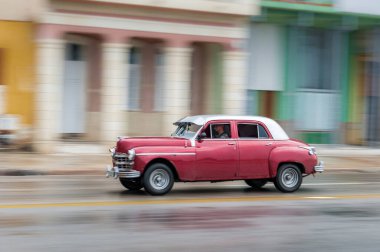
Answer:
1 171 380 252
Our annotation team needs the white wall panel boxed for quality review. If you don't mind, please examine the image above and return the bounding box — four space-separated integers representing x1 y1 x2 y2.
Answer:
295 91 340 131
336 0 380 15
248 24 284 91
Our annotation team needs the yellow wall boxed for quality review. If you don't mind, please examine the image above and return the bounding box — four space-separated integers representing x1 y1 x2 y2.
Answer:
0 21 35 126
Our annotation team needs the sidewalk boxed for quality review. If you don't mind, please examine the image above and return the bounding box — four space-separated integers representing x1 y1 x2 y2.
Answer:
314 144 380 172
0 143 110 176
0 152 109 176
314 144 380 157
1 143 380 176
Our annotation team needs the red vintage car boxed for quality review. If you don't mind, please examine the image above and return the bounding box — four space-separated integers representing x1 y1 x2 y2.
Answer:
106 115 324 195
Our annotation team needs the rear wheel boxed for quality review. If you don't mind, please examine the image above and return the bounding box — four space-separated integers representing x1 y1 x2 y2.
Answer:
245 179 267 189
119 178 143 191
143 163 174 196
274 164 302 193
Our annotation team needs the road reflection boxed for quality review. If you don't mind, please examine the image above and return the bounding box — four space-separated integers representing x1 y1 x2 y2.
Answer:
115 205 307 230
1 174 380 251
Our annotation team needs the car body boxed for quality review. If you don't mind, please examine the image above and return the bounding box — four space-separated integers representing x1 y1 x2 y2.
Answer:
106 115 324 195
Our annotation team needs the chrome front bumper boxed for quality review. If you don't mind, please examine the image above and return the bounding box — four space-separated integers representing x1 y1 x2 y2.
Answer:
106 165 141 179
314 161 324 173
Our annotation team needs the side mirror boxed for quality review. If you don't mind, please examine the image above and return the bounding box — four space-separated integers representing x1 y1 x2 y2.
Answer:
197 132 207 141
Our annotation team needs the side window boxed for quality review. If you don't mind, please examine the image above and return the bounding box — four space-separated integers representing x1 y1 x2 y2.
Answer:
258 125 269 139
211 124 231 139
202 123 231 139
238 124 258 138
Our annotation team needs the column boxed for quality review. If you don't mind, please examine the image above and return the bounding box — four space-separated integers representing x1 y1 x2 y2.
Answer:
223 50 247 115
34 39 65 153
163 47 192 135
100 43 130 143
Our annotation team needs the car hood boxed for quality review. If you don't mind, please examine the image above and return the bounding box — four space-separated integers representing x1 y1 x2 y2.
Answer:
289 138 309 146
116 137 189 153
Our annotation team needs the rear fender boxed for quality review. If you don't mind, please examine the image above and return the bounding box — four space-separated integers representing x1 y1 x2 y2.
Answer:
269 146 317 177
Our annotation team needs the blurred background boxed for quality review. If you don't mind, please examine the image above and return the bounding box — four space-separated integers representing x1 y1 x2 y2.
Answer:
1 0 380 152
2 2 380 251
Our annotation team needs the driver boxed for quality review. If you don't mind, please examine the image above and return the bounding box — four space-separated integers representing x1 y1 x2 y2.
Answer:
214 124 229 139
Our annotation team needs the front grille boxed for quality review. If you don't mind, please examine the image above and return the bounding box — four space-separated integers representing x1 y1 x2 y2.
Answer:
113 153 133 170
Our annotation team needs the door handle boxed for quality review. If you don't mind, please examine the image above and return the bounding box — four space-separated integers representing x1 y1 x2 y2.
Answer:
266 142 272 146
228 142 236 145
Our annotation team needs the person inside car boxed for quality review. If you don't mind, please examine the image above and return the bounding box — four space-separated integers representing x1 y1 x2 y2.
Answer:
213 124 229 139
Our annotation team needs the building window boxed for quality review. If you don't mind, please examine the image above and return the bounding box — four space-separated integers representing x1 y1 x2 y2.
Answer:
128 43 165 112
297 28 340 90
128 47 141 110
66 43 83 61
292 27 343 132
154 48 165 111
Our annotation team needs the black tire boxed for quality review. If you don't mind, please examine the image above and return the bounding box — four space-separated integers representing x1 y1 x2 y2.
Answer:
245 179 267 189
274 164 302 193
143 163 174 196
119 178 143 191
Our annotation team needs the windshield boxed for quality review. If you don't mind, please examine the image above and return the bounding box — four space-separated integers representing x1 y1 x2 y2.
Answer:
172 122 202 139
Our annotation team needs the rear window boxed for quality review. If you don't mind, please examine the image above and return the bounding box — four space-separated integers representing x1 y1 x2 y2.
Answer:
238 124 269 139
238 124 258 138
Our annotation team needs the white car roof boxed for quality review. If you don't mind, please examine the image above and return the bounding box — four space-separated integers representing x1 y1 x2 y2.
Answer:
175 115 289 140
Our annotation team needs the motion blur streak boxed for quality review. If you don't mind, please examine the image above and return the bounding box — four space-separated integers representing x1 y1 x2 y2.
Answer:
2 193 380 209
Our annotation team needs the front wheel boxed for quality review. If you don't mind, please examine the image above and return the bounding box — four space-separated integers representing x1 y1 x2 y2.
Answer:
245 179 267 189
274 164 302 193
143 163 174 196
119 178 143 191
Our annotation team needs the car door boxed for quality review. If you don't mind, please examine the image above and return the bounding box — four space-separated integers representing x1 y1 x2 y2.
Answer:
194 121 238 180
236 122 274 179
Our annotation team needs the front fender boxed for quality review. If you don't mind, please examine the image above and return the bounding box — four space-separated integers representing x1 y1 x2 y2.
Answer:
269 146 318 177
133 146 196 181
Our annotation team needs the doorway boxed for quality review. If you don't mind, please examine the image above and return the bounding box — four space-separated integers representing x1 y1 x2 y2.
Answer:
364 61 380 145
61 43 87 136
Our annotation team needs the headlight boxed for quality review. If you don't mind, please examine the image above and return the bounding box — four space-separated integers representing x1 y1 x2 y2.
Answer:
128 149 136 160
299 146 316 155
109 147 116 155
310 146 317 155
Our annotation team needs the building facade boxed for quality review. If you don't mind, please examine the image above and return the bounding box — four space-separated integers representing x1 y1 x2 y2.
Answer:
247 0 380 145
5 0 380 150
33 0 258 152
0 0 46 146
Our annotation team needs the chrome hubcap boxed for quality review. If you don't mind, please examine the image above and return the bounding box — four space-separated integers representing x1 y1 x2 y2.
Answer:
150 169 169 190
281 168 299 188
